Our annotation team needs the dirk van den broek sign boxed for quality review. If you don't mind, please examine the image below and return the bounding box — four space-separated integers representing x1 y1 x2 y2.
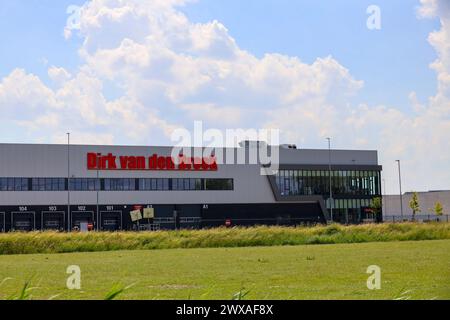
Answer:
86 153 218 171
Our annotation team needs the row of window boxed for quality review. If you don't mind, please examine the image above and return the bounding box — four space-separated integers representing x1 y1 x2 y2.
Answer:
0 178 234 191
325 198 374 210
276 170 381 197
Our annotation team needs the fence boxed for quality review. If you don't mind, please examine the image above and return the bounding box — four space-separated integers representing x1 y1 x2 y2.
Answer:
132 217 322 231
383 215 449 223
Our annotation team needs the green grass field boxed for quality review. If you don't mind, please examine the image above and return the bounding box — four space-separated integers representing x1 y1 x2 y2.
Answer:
1 240 449 300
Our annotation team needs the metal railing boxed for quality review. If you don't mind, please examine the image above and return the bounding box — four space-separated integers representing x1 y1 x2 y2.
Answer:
383 215 449 223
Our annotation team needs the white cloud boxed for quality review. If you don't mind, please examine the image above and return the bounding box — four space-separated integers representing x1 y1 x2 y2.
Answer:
48 66 72 85
268 0 450 193
179 103 243 125
35 0 360 146
0 69 62 111
0 0 449 193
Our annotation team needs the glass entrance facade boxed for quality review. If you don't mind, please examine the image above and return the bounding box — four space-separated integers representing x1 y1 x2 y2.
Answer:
275 169 382 223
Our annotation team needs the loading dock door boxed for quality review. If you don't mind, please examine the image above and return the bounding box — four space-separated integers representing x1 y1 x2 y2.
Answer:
0 212 5 232
71 211 94 230
100 211 123 231
41 211 65 231
11 212 36 231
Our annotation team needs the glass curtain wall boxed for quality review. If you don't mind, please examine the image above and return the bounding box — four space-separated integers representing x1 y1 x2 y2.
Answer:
275 170 381 223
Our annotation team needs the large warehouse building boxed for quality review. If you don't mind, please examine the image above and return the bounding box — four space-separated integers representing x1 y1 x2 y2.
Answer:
0 142 382 232
383 190 450 221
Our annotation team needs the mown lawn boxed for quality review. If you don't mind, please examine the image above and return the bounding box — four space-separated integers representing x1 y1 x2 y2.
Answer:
0 240 449 300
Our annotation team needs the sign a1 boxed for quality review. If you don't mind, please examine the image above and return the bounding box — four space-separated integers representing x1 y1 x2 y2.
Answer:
87 153 218 171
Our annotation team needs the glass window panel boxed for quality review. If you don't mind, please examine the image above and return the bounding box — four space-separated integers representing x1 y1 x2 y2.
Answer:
22 178 29 191
172 179 178 190
196 179 203 190
60 178 66 191
7 178 14 191
205 179 233 190
14 178 21 191
189 178 195 190
44 178 51 191
87 179 94 191
150 179 156 190
163 179 169 190
104 179 110 191
31 178 37 191
0 178 6 191
51 178 57 191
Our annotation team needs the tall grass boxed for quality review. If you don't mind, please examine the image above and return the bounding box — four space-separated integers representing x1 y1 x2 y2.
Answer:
0 223 449 255
104 283 135 300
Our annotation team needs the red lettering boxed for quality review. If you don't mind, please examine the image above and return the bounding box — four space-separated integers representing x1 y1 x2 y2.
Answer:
88 153 217 171
107 153 117 169
157 156 166 170
149 154 158 169
120 156 129 169
178 156 191 170
210 159 218 171
87 153 97 169
128 157 137 170
201 159 209 171
166 157 175 170
193 157 202 171
136 156 146 169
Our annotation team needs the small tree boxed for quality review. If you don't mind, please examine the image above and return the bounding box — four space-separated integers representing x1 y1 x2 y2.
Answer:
370 197 383 221
409 192 421 220
433 202 443 217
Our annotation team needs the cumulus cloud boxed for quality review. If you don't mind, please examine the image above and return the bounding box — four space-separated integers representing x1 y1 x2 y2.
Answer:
264 0 450 193
48 66 72 85
0 0 449 192
1 0 361 144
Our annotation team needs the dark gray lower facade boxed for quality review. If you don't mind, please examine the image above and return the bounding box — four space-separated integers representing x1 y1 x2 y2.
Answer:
0 202 327 232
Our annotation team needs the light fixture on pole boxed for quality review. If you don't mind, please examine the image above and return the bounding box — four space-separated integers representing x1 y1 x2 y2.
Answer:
395 160 404 220
326 137 333 223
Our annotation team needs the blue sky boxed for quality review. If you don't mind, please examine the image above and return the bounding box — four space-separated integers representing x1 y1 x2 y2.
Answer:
0 0 448 193
0 0 439 110
0 1 84 78
182 0 439 110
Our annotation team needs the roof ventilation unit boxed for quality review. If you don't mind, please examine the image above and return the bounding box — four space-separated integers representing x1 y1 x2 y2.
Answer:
280 144 297 149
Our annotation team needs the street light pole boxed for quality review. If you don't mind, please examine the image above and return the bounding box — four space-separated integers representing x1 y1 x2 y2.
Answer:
327 138 333 222
382 178 387 216
96 168 99 232
396 160 404 220
67 132 71 232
